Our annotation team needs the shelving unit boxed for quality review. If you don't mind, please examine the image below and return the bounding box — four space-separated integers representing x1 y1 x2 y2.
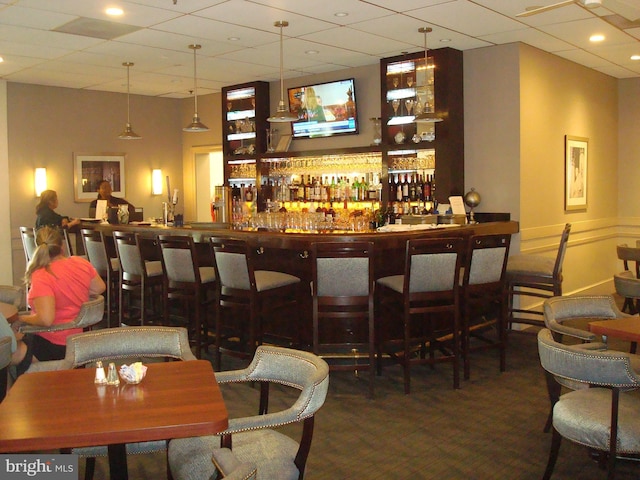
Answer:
221 47 463 216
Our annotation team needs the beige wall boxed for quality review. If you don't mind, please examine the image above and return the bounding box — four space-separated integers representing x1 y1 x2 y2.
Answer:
7 83 183 285
618 78 640 221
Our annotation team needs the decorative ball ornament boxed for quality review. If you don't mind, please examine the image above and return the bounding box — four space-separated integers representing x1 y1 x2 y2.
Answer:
464 188 481 223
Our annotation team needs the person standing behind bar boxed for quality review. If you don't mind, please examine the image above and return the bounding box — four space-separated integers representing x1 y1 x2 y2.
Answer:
88 180 134 218
35 190 81 230
10 226 105 375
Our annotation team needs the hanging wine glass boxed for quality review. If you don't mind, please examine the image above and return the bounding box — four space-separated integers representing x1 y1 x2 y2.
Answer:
406 76 414 88
392 77 399 89
391 99 400 116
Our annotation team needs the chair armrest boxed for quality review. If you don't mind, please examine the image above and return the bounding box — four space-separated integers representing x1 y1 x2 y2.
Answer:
25 359 71 373
211 448 257 480
18 295 104 334
545 319 597 342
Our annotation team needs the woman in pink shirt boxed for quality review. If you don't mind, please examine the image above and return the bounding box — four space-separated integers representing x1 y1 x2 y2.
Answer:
14 226 105 374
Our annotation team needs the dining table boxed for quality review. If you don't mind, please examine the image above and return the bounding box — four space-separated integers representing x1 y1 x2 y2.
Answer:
589 317 640 354
0 359 228 480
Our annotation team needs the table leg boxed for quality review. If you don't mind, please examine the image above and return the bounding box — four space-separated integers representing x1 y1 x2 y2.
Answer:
107 443 128 480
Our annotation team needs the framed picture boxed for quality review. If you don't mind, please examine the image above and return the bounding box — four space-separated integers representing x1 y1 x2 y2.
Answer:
564 135 588 211
74 153 126 202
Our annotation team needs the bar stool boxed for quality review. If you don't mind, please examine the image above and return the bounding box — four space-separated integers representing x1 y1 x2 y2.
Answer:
311 241 375 398
19 226 37 263
209 237 301 368
376 236 465 394
157 235 216 358
80 228 120 328
460 233 511 380
614 242 640 314
113 231 163 327
506 223 571 329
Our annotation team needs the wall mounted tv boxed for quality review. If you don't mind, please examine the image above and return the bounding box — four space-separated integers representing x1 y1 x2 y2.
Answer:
287 78 358 139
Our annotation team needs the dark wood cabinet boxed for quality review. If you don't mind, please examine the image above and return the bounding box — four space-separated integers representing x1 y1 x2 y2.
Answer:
221 81 270 157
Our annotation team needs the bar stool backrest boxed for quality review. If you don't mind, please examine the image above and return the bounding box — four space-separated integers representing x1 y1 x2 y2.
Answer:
210 238 253 291
158 235 201 284
81 228 110 275
617 243 640 278
406 237 465 294
19 226 37 263
313 241 373 297
464 234 511 287
114 231 145 278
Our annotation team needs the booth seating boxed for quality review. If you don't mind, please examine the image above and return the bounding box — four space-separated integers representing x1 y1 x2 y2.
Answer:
506 223 571 328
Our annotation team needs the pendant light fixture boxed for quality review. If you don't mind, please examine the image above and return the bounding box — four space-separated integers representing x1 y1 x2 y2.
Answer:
268 21 297 123
414 27 443 123
183 44 209 132
118 62 142 140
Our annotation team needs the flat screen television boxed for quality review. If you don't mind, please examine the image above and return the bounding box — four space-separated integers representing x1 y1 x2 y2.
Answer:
287 78 358 138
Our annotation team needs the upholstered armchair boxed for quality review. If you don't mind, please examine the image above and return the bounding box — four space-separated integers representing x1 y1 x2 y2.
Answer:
0 285 23 309
537 328 640 479
18 294 104 336
543 294 630 344
169 345 330 480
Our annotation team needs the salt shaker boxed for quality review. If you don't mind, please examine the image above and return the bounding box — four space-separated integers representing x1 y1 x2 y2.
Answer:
106 362 120 386
94 361 107 385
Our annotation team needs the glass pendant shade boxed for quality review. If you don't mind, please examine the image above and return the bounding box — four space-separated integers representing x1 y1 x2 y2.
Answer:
268 21 297 123
184 44 209 132
414 27 443 124
118 62 142 139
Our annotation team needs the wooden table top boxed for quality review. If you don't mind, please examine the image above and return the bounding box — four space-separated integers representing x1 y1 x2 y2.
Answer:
0 360 228 453
589 317 640 344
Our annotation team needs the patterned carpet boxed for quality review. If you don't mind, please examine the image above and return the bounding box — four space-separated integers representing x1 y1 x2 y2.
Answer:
82 324 640 480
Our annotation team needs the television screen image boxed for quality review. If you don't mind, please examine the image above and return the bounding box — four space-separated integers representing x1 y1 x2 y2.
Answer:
288 78 358 138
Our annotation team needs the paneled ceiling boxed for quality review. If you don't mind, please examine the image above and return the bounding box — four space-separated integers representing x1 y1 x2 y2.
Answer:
0 0 639 98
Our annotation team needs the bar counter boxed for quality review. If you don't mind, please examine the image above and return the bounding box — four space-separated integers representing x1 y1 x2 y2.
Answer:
89 220 519 282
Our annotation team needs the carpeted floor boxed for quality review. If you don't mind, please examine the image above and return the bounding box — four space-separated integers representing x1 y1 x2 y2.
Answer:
84 325 639 480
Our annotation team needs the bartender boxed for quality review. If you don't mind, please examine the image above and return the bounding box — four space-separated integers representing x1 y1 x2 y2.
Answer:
88 180 135 218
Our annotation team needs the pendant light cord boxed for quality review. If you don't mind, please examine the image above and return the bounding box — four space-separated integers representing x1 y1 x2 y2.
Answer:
192 45 199 116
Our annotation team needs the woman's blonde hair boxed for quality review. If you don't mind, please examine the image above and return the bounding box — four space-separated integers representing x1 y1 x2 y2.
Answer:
35 190 57 215
24 226 64 284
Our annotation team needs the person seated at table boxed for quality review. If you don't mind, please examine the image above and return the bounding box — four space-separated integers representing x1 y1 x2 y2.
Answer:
35 190 81 230
88 180 134 218
0 312 28 369
10 226 105 375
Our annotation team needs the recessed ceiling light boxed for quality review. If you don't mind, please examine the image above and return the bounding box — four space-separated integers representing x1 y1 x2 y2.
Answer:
228 37 240 41
631 54 640 61
334 12 348 17
439 38 451 43
589 34 605 42
106 7 123 16
305 50 319 55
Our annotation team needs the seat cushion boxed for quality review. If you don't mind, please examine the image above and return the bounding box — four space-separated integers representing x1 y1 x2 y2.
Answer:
254 271 300 292
199 266 216 284
376 275 404 293
169 429 300 480
145 260 163 277
553 388 640 454
506 254 555 278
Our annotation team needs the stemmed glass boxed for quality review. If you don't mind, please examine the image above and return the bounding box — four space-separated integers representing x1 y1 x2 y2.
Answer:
392 77 399 89
405 99 414 116
391 99 400 116
406 76 414 88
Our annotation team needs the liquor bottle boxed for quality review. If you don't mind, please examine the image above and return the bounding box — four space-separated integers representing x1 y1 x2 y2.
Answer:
352 176 360 201
330 176 337 202
402 174 409 202
389 174 397 202
409 174 417 202
424 174 432 202
395 174 403 202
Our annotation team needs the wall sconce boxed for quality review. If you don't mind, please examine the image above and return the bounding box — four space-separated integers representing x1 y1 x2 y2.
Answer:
152 169 163 195
35 168 47 197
